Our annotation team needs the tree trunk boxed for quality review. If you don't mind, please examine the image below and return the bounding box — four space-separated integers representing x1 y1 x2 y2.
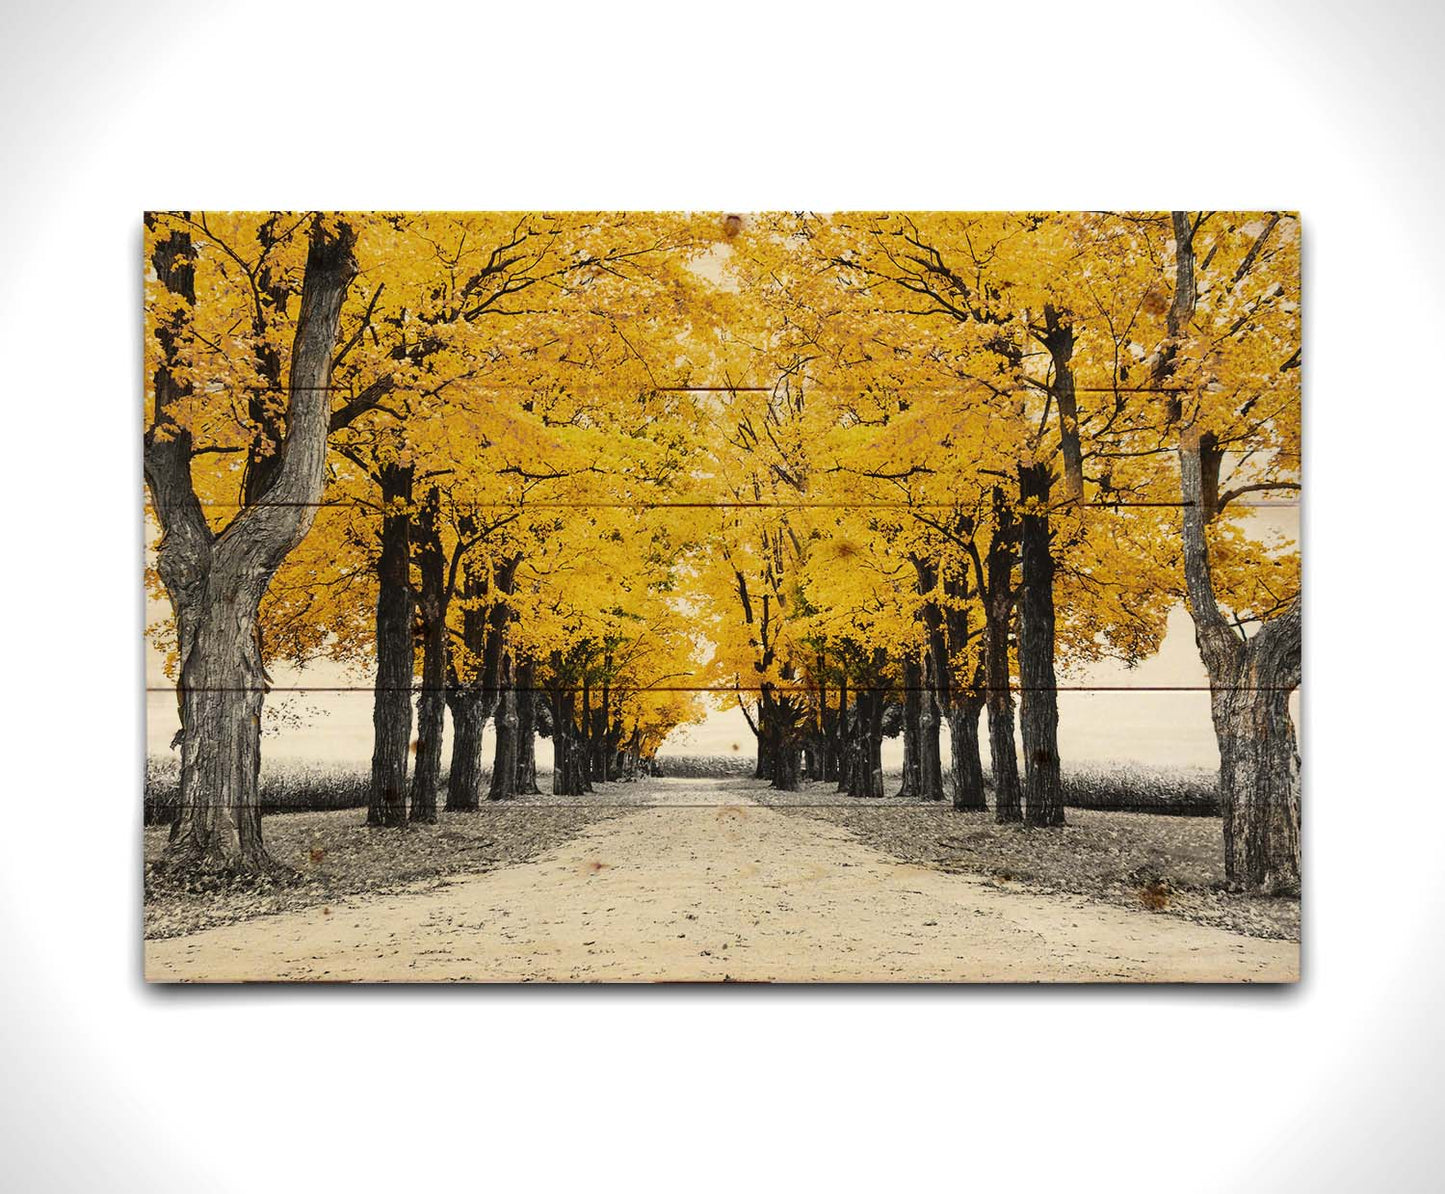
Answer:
144 216 210 762
773 738 801 790
1042 305 1084 502
444 555 518 812
848 682 885 798
814 666 839 783
1017 462 1064 827
593 671 613 782
488 658 520 801
145 214 358 876
986 486 1023 823
743 693 770 780
445 688 488 812
898 654 922 798
409 487 446 823
761 687 803 792
607 711 625 782
578 675 595 793
516 658 541 793
758 689 775 785
550 676 584 797
1212 652 1301 893
911 559 952 804
623 730 641 781
1168 212 1301 893
828 677 843 783
834 675 852 793
948 697 987 811
866 701 884 799
168 585 272 875
918 653 945 802
1181 422 1302 892
549 678 569 795
368 460 414 828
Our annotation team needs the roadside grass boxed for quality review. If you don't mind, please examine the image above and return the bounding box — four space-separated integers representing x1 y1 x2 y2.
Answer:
654 753 757 778
1060 763 1219 816
145 757 372 825
144 753 761 820
146 756 1217 819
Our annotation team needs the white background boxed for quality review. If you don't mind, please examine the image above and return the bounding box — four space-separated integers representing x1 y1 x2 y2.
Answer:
2 1 1441 1190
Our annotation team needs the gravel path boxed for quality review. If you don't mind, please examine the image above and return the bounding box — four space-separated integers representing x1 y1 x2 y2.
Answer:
146 778 1297 983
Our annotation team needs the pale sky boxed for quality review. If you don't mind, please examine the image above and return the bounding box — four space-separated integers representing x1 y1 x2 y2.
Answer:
145 601 1296 774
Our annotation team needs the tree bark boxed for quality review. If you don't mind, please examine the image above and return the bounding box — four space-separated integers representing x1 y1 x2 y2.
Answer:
488 657 520 801
409 486 446 823
986 486 1023 823
550 684 572 796
444 555 518 811
943 591 988 812
549 658 584 797
758 687 791 791
918 651 945 802
848 670 886 798
146 214 358 876
170 589 271 874
1042 305 1084 502
898 654 922 798
1182 428 1302 892
1008 305 1077 829
368 460 414 827
813 662 839 783
834 676 853 794
1210 632 1301 893
445 685 488 812
772 734 801 790
910 558 951 804
516 658 541 793
865 696 885 799
592 666 614 783
1018 462 1064 826
948 696 987 811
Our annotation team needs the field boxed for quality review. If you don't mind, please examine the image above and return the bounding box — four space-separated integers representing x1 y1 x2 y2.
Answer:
653 753 758 778
1056 763 1220 816
145 757 371 824
145 755 1220 820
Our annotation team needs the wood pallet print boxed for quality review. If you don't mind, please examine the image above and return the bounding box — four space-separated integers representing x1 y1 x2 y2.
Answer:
143 211 1301 982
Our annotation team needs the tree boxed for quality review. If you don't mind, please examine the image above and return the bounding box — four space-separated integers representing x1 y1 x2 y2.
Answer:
1157 211 1302 893
145 212 358 877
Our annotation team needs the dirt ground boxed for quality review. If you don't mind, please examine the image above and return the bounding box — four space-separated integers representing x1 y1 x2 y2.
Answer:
750 783 1300 941
146 778 1298 983
144 799 632 939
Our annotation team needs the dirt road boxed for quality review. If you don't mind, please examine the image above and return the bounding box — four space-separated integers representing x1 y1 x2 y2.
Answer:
145 778 1298 982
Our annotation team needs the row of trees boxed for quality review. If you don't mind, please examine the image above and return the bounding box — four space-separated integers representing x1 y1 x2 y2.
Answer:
146 210 1300 894
694 213 1299 893
146 212 713 875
